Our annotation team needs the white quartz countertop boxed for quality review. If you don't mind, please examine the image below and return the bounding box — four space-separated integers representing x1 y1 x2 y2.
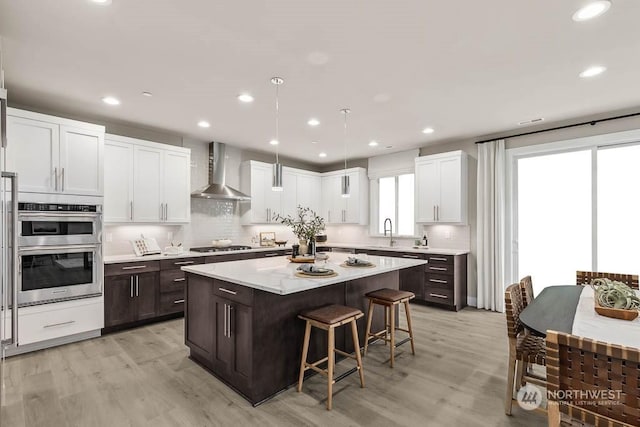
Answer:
321 243 469 256
181 253 428 295
104 243 468 264
103 246 291 264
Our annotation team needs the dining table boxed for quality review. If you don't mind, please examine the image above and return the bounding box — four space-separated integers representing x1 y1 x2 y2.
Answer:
520 284 640 349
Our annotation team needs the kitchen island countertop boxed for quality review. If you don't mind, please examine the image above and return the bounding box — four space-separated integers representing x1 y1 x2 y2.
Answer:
181 252 427 295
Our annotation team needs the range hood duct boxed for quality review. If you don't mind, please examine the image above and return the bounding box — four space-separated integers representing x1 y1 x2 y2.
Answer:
191 142 251 201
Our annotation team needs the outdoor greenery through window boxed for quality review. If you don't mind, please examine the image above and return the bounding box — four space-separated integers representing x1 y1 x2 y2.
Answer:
377 174 414 236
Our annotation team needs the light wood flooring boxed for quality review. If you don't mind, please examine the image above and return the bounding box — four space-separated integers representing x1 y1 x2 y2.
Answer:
2 304 546 427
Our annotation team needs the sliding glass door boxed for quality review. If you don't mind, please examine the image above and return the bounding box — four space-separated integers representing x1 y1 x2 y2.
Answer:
512 139 640 295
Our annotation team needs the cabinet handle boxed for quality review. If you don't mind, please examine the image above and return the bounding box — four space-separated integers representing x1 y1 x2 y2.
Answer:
54 167 58 191
430 257 448 262
173 299 185 304
135 275 139 297
173 277 186 282
130 276 134 298
437 205 440 221
402 254 419 259
429 293 449 299
223 304 227 338
228 305 233 337
122 265 147 270
173 261 194 265
266 208 269 223
263 253 279 257
61 167 65 192
429 278 448 284
433 205 436 221
43 320 75 329
165 203 168 221
429 266 448 271
130 201 133 220
218 287 237 295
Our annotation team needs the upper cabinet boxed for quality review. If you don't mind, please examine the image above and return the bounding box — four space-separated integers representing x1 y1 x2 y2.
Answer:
321 168 368 225
104 135 190 224
6 109 104 196
415 150 467 224
240 161 322 224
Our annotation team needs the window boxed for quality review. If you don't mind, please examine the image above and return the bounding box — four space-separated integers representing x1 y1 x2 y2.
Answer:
509 132 640 295
375 174 415 236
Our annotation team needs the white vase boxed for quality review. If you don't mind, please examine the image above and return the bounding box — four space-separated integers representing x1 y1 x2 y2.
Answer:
298 239 309 255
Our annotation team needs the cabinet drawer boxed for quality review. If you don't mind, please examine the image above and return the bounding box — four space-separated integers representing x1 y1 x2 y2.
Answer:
426 263 453 275
159 291 185 315
423 287 454 305
425 273 453 289
426 254 453 265
19 300 104 345
160 270 187 293
160 257 204 270
212 280 253 306
104 261 160 277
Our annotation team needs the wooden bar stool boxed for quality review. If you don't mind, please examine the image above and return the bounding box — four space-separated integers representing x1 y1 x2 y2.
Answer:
297 304 365 410
364 289 415 368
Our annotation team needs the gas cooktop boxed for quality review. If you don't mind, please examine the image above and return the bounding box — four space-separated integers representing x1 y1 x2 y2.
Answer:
190 245 253 253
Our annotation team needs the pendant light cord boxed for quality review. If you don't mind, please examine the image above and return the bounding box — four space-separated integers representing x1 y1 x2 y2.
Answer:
275 80 280 164
342 109 349 174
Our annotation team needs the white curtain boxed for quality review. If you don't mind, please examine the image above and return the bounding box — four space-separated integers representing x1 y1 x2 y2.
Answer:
477 139 506 312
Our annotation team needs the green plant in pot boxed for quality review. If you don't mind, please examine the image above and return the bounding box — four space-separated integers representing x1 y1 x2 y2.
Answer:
275 206 325 255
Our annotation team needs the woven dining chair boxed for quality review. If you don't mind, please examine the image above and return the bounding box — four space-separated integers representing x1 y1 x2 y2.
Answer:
519 275 534 307
576 271 639 289
504 283 547 415
546 330 640 427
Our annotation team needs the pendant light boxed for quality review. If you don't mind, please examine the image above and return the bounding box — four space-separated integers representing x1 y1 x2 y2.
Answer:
271 77 284 191
340 108 351 198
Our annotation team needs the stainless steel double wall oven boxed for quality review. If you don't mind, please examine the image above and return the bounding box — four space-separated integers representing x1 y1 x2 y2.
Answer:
17 202 103 306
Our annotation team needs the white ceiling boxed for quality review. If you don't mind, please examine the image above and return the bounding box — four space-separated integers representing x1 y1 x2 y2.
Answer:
0 0 638 164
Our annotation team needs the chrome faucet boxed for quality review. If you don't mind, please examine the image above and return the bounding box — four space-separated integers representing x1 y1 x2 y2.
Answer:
383 217 396 247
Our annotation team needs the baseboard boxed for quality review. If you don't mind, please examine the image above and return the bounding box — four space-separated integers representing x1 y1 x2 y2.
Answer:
467 296 477 307
6 329 102 357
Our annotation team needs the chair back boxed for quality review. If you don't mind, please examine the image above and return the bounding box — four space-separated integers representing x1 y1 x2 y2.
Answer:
576 271 639 289
546 331 640 427
519 275 534 307
504 283 525 340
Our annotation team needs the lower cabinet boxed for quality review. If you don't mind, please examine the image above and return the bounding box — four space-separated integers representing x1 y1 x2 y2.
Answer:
104 271 159 327
353 248 467 311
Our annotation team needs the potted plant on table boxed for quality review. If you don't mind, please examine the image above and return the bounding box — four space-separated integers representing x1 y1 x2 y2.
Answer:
275 206 325 255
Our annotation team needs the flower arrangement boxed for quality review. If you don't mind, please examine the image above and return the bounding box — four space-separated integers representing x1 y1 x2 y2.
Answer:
275 205 325 242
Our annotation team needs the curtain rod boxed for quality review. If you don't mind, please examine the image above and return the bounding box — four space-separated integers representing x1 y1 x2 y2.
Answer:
474 111 640 144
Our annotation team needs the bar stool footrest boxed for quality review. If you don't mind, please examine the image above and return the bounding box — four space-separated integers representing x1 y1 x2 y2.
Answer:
394 337 411 348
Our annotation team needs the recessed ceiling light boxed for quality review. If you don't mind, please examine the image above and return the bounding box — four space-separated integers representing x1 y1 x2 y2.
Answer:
269 139 279 145
141 91 153 97
368 141 379 147
572 1 611 22
422 127 435 134
238 93 254 103
319 152 327 158
579 65 607 78
311 141 319 144
197 121 211 128
102 96 120 105
89 0 112 5
307 118 320 127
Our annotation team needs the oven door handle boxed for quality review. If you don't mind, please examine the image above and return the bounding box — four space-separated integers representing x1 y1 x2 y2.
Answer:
18 212 99 219
18 244 99 254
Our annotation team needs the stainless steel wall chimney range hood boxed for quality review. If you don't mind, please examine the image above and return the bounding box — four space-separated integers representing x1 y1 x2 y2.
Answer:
191 142 251 201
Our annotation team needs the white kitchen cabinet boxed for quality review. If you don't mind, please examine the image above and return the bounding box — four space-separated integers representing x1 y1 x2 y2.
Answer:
415 151 467 224
104 134 191 223
162 150 191 222
6 109 104 196
104 140 134 222
321 168 368 225
241 161 282 224
295 172 322 216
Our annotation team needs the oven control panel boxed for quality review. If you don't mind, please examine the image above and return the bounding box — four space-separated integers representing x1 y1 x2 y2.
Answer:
19 203 98 212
